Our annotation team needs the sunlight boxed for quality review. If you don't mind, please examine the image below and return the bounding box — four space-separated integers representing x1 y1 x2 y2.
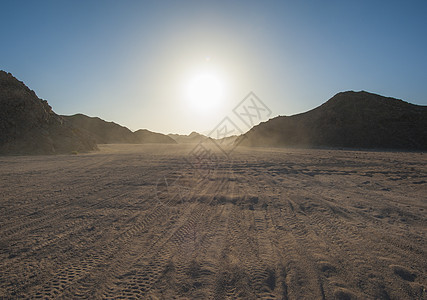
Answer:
186 72 225 112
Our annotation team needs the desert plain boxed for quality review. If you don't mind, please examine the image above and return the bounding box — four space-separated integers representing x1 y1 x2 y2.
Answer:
0 144 425 299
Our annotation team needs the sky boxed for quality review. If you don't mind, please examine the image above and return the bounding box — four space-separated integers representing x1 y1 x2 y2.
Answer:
1 0 426 135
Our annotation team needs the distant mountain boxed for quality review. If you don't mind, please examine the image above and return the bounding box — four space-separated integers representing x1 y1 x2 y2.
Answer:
237 91 427 150
63 114 176 144
168 131 239 146
62 114 135 144
0 71 97 155
134 129 177 144
168 131 208 144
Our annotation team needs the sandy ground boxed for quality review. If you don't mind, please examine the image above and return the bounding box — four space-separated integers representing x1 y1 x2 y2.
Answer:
0 144 426 299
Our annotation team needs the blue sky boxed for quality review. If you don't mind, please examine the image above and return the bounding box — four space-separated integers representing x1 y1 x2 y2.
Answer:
1 0 426 134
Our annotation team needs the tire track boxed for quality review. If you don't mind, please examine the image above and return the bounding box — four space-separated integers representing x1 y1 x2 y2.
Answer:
0 154 114 223
57 169 222 298
107 173 226 299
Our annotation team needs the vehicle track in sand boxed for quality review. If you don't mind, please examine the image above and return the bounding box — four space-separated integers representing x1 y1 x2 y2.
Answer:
0 144 425 299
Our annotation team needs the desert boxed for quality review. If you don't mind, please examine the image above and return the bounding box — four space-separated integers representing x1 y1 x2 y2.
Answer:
0 144 425 299
1 1 427 299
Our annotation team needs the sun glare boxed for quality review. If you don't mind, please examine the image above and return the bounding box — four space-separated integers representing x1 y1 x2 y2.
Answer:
186 72 225 112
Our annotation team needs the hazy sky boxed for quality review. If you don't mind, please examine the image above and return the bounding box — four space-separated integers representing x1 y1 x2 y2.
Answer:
1 0 426 134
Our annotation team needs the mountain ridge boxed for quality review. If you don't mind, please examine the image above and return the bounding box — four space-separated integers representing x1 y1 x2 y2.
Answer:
168 132 208 144
237 91 427 150
2 70 425 154
63 114 177 144
0 71 97 155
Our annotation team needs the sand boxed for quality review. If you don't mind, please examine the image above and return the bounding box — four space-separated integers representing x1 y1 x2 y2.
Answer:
0 144 425 299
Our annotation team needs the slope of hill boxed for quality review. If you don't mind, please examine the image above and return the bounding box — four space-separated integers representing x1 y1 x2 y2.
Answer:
238 91 427 150
134 129 177 144
63 114 176 144
62 114 136 144
168 131 208 144
216 135 239 146
0 71 97 155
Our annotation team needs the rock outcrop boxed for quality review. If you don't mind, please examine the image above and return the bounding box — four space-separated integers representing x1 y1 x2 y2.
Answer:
0 71 97 155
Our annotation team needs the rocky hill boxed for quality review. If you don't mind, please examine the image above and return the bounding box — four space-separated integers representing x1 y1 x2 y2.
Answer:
134 129 176 144
168 132 208 144
62 114 136 144
63 114 176 144
0 71 97 155
238 91 427 150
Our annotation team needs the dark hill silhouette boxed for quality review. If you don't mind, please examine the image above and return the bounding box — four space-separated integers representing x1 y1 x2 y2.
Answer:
134 129 177 144
168 131 239 145
168 131 208 144
62 114 135 144
237 91 427 150
0 71 97 155
63 114 176 144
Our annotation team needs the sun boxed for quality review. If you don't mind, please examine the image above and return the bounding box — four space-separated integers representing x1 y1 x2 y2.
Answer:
186 72 225 112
